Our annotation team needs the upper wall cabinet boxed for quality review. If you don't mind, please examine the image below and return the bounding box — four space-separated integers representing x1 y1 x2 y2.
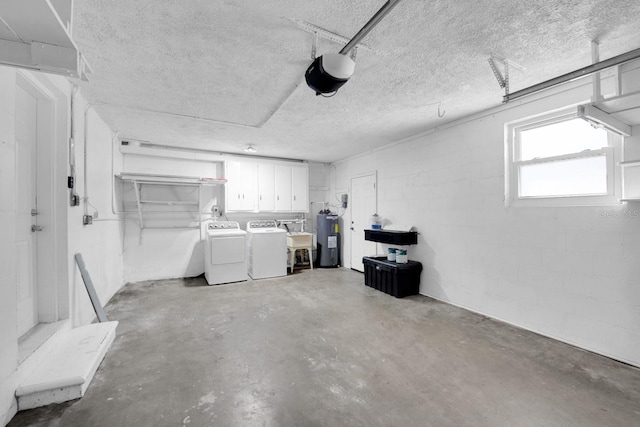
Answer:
225 161 258 212
258 163 276 211
275 165 292 211
275 164 309 212
291 165 309 212
225 160 308 213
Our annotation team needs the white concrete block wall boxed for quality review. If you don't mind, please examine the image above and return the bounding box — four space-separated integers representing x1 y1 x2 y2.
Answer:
308 162 332 244
68 97 125 326
0 66 19 425
333 70 640 367
123 225 208 282
120 153 221 283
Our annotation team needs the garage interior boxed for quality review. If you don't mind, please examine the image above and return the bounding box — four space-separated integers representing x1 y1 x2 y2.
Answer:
2 1 640 426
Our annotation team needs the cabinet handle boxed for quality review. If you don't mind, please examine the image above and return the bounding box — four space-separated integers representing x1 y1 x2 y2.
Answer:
260 195 262 200
237 194 241 199
277 195 279 200
293 195 296 201
242 194 245 200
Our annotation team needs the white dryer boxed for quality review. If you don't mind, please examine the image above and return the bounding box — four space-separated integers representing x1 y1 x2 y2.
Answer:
246 220 287 279
205 221 247 285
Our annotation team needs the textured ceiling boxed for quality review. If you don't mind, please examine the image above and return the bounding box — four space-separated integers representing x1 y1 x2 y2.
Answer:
71 0 640 163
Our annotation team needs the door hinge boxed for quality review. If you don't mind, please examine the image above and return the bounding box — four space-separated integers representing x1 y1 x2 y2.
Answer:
31 225 44 232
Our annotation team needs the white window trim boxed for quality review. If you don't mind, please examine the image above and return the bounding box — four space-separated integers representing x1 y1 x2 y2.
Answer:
505 107 622 207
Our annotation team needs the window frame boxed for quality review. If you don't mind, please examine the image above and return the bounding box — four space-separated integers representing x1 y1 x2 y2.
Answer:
505 107 622 207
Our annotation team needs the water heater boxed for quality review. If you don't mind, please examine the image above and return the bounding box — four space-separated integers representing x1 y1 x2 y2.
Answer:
316 213 340 268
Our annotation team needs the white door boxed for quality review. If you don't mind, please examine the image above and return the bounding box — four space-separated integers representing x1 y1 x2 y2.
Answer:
350 173 377 272
15 84 39 337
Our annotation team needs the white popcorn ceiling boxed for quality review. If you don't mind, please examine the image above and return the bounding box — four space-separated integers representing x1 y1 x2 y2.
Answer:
72 0 640 163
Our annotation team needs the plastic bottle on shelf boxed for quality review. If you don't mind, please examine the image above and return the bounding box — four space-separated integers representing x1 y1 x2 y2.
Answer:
370 213 382 229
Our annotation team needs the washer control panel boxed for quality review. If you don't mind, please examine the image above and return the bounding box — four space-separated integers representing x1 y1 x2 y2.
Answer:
207 221 240 230
247 220 278 229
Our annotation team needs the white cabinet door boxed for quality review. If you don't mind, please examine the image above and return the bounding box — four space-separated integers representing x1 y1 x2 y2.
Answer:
291 165 309 212
242 164 258 211
258 163 275 211
274 165 292 211
225 161 243 211
227 161 307 213
225 161 257 211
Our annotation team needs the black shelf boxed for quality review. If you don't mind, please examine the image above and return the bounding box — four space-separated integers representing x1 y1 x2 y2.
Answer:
364 229 418 245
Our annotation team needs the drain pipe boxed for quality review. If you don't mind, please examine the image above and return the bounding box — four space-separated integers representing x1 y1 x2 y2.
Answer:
83 103 97 225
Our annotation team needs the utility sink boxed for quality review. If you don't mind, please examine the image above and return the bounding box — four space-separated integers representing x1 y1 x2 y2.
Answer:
286 232 313 247
286 232 313 272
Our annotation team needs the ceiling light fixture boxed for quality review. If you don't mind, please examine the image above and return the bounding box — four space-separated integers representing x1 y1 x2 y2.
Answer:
305 0 404 96
244 145 257 153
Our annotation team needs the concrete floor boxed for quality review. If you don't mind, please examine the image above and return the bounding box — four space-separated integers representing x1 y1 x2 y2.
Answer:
9 268 640 426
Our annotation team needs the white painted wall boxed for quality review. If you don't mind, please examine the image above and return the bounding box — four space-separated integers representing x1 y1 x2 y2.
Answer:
0 65 21 426
332 66 640 367
119 147 223 282
0 66 124 424
67 96 125 327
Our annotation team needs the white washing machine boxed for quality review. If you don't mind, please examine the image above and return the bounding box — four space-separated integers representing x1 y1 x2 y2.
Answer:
246 220 287 279
205 221 247 285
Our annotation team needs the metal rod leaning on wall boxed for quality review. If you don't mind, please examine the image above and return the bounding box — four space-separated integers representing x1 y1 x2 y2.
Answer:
74 253 109 323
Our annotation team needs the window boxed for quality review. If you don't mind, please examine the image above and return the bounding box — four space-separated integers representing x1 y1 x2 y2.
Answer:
506 108 621 206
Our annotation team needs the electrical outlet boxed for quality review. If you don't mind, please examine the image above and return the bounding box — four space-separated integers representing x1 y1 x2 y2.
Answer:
83 215 93 225
70 194 80 206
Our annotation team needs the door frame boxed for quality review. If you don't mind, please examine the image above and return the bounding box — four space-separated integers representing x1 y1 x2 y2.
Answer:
16 70 70 326
349 171 377 271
